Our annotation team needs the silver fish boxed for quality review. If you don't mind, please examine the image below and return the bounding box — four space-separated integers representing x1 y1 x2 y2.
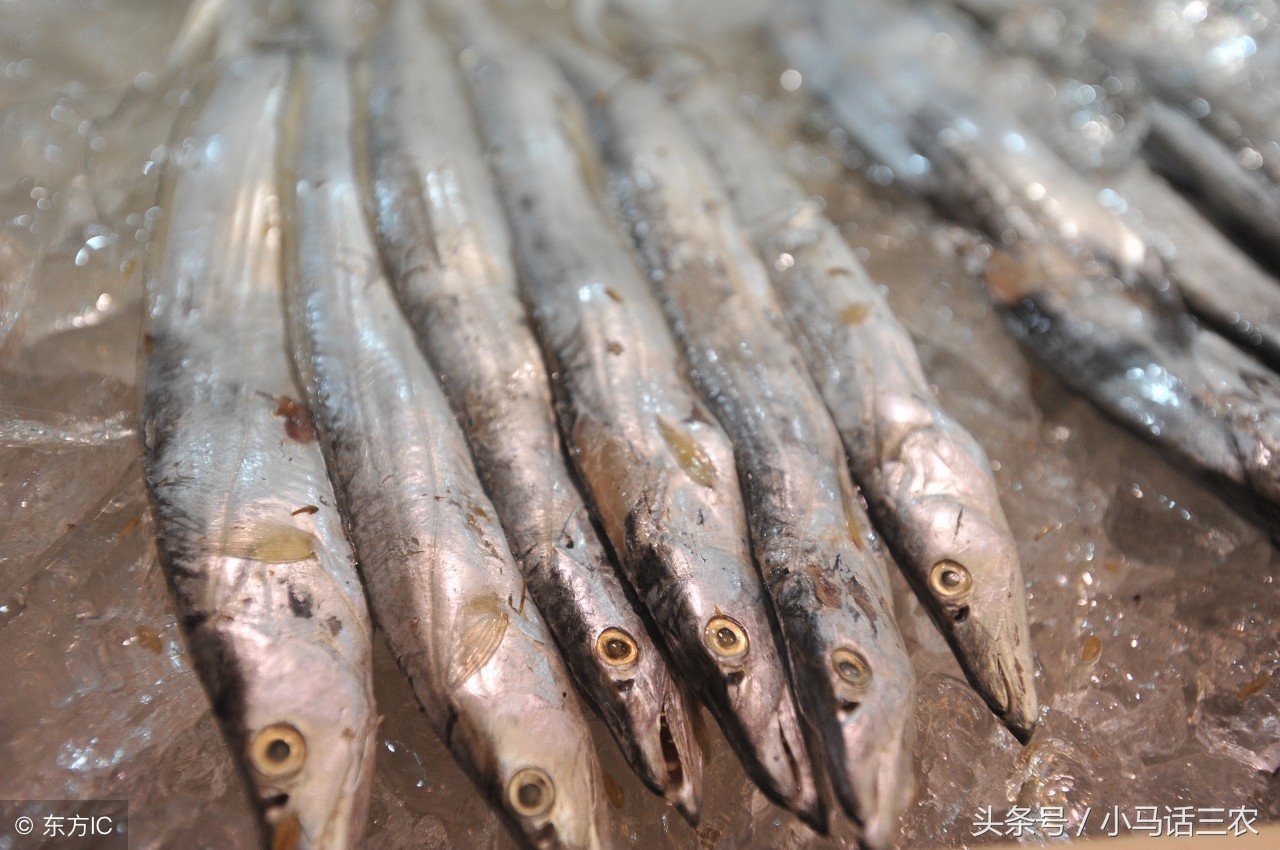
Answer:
452 5 821 828
142 52 376 850
951 0 1280 270
280 53 611 850
667 69 1040 741
360 0 701 821
553 43 917 846
773 0 1280 520
1109 163 1280 368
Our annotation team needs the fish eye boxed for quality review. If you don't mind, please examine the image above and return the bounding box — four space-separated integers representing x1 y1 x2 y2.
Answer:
704 615 749 659
508 767 555 818
929 559 973 601
832 647 871 691
596 627 639 667
250 723 307 779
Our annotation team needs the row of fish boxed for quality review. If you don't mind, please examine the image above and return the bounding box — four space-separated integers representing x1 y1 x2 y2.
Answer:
142 1 1041 848
773 0 1280 527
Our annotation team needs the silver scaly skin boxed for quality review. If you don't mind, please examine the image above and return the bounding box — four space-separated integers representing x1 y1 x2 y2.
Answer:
452 5 819 827
360 0 701 820
280 53 611 850
142 52 376 850
666 69 1039 741
553 44 917 846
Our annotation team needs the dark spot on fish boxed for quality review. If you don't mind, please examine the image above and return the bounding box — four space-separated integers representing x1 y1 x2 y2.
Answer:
607 340 624 355
811 567 842 608
697 823 724 850
442 706 458 747
828 266 852 276
1132 594 1142 604
142 333 154 354
1236 674 1270 700
952 605 970 623
605 287 624 303
983 250 1030 304
1081 635 1102 663
840 303 870 325
116 515 142 539
696 509 704 526
134 625 163 654
290 505 319 516
287 585 313 619
325 616 342 636
519 194 534 212
602 770 625 809
261 393 317 443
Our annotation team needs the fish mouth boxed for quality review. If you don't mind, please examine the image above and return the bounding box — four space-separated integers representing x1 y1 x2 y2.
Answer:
819 657 916 849
629 676 704 824
948 611 1040 744
709 672 826 831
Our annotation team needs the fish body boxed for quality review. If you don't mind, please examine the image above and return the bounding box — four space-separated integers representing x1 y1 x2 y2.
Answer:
951 0 1280 270
1109 160 1280 369
281 53 610 850
668 70 1039 741
361 1 701 820
452 6 818 828
554 43 917 846
142 52 376 850
773 0 1280 519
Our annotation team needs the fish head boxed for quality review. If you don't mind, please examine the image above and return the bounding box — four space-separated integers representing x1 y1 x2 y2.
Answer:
689 597 823 828
235 621 377 850
591 623 704 823
480 687 612 850
916 503 1040 742
796 581 915 848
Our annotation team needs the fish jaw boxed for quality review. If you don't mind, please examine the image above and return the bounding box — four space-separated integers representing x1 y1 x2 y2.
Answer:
909 496 1040 742
778 578 915 845
722 670 827 832
590 622 704 823
224 621 376 850
629 519 823 828
640 671 704 824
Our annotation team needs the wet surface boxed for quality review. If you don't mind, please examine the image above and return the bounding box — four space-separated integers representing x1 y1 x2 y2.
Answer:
1 1 1276 848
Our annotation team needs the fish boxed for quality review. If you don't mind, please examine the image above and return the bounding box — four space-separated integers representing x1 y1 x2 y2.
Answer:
141 52 376 850
950 0 1280 271
279 52 611 850
451 4 822 829
772 0 1280 521
553 42 918 846
666 67 1040 741
360 0 702 822
1106 148 1280 371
